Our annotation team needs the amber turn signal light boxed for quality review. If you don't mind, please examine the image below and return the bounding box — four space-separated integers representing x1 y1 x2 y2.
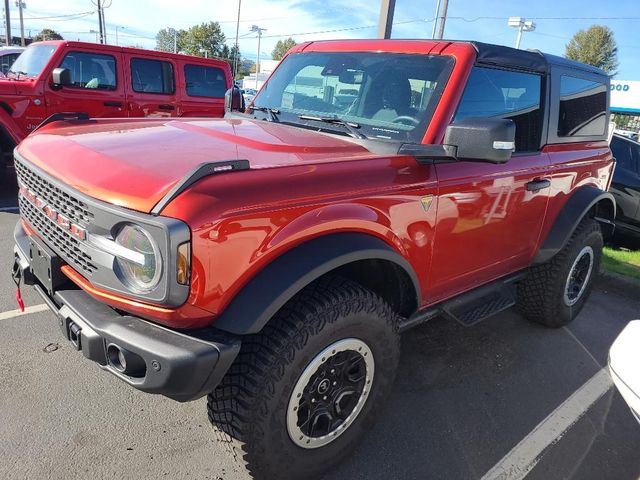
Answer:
177 242 191 285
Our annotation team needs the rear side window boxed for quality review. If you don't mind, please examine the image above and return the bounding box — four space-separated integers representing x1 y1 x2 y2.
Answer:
184 64 227 98
454 67 542 152
611 136 638 172
131 58 175 94
557 76 607 137
59 51 117 90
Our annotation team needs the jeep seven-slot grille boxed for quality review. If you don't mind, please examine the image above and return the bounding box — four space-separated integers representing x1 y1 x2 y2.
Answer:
16 161 98 275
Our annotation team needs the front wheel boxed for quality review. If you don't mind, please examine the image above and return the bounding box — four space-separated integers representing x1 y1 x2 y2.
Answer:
518 218 603 328
208 276 400 480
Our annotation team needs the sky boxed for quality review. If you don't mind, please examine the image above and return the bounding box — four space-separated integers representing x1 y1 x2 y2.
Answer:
6 0 640 79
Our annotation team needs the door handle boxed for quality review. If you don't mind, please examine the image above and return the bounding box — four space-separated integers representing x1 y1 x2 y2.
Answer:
103 101 123 107
526 179 551 192
158 104 175 110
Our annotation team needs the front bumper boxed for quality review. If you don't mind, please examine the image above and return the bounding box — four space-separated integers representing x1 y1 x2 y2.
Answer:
14 221 240 402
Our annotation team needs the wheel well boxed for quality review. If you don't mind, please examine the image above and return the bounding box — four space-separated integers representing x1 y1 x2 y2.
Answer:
331 259 418 317
591 197 616 238
0 125 15 157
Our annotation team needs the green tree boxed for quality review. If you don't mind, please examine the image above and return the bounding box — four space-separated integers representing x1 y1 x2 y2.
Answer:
181 22 226 59
565 25 619 76
33 28 63 42
155 27 186 53
271 37 297 60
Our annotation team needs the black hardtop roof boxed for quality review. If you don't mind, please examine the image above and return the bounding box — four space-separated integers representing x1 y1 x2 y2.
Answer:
469 41 607 76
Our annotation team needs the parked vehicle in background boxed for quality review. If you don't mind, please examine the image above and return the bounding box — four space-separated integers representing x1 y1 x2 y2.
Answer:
242 87 257 104
615 128 639 141
12 40 614 479
0 40 232 184
0 46 25 77
610 320 640 424
610 134 640 245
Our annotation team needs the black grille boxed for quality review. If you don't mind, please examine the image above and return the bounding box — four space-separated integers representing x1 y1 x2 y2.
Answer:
15 160 94 225
16 161 97 275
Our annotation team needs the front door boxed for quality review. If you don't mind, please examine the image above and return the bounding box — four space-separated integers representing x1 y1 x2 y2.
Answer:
428 66 550 302
45 48 127 118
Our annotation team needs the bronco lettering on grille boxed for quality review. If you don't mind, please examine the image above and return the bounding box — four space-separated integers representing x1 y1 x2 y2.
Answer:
19 181 87 241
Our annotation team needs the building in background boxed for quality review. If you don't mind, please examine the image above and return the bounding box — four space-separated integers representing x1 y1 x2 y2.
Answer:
241 59 279 91
611 80 640 133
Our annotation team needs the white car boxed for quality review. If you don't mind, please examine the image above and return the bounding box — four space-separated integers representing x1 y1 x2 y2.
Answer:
0 46 25 77
609 320 640 422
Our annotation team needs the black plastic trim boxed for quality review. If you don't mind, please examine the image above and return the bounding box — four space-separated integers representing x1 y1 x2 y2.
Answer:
151 160 250 215
534 185 616 264
213 233 421 335
14 225 239 402
34 112 91 132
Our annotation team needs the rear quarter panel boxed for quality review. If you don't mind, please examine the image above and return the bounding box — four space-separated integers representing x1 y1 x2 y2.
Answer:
541 140 614 243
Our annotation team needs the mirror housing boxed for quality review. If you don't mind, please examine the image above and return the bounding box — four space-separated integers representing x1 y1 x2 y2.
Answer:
51 67 72 88
444 117 516 163
225 85 245 113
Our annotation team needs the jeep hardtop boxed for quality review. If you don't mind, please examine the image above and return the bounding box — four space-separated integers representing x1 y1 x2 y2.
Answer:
12 39 615 480
0 40 232 183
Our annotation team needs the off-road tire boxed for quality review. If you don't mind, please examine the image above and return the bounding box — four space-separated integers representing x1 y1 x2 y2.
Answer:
518 217 603 328
207 276 401 480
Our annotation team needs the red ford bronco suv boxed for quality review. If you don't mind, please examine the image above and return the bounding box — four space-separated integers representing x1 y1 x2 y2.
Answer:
12 40 614 479
0 40 232 183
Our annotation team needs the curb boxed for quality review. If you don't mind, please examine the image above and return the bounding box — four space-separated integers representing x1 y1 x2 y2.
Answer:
596 270 640 300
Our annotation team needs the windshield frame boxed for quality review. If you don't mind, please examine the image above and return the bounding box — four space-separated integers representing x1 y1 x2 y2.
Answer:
251 51 455 144
8 43 59 79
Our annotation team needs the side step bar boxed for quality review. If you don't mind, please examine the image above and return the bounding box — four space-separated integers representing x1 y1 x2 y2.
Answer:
398 273 524 332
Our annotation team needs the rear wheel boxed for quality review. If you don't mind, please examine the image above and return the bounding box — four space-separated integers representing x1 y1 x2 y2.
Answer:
208 276 400 480
518 218 603 328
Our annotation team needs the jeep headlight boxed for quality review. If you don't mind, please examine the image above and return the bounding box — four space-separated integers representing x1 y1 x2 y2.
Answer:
115 224 162 293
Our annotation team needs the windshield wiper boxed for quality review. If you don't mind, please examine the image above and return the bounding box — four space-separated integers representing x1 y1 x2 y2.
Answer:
251 106 280 122
298 115 366 139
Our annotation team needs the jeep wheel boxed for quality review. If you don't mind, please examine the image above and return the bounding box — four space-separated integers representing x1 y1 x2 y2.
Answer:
208 276 400 480
518 218 603 328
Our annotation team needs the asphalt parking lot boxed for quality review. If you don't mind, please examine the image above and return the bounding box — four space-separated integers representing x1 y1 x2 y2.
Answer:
1 183 639 480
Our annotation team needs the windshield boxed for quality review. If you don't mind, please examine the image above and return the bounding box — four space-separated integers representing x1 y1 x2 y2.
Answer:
8 44 57 78
253 52 453 142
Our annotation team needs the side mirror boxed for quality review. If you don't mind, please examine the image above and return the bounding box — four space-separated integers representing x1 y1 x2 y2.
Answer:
444 117 516 163
224 85 245 113
51 67 71 88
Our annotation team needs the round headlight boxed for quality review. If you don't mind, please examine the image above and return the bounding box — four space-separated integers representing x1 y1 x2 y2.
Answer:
115 224 162 293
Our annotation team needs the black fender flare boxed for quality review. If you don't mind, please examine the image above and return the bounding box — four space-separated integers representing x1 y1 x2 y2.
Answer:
212 233 421 335
534 185 615 264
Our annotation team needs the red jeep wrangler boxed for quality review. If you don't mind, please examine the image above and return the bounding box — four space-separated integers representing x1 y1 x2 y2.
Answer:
12 40 614 479
0 40 232 183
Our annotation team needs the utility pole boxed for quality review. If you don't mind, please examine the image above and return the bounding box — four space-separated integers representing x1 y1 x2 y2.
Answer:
436 0 448 40
233 0 241 81
250 25 265 90
377 0 395 39
4 0 10 46
96 0 104 44
431 0 441 39
15 0 24 46
101 3 107 44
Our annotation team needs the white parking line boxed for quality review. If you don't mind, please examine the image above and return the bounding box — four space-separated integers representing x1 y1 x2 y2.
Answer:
0 206 19 212
0 303 49 320
480 368 613 480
